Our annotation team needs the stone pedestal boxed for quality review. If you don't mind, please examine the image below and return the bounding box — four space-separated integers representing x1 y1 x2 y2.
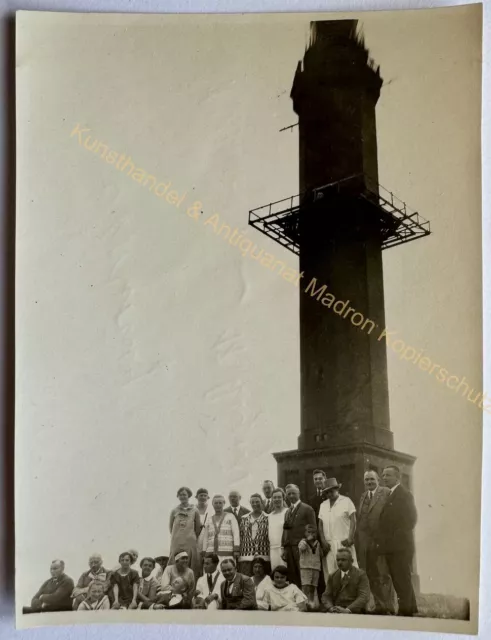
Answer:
274 442 415 506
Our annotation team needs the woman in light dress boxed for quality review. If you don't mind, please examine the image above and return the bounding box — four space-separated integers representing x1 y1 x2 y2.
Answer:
252 557 274 611
168 487 201 578
268 487 288 570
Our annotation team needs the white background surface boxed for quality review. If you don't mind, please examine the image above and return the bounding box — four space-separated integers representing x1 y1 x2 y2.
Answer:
1 0 490 639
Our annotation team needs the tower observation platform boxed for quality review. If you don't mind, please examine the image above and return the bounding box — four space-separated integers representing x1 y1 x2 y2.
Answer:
249 174 430 256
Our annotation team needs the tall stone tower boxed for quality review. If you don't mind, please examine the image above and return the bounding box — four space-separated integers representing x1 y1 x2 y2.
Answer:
248 20 430 505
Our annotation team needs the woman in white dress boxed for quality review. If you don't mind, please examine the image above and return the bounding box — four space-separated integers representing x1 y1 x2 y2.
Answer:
318 479 358 579
268 488 288 570
262 565 307 612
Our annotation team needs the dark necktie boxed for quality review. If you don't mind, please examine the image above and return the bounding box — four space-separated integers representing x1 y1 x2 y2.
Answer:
367 491 373 503
234 508 238 517
288 503 296 522
207 573 213 593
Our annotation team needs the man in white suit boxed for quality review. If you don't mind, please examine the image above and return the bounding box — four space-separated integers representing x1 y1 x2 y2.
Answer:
193 553 224 610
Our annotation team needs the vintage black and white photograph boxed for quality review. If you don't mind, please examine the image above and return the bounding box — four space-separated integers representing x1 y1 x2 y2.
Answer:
15 6 482 633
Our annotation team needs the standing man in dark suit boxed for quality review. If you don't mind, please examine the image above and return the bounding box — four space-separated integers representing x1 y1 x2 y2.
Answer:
308 469 328 599
225 491 250 524
321 548 370 614
377 465 418 617
262 480 275 514
308 469 328 518
281 484 316 588
356 470 394 614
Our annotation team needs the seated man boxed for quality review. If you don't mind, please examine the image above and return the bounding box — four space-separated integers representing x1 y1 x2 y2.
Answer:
71 553 111 610
193 553 224 610
321 548 370 614
219 558 256 610
23 560 74 614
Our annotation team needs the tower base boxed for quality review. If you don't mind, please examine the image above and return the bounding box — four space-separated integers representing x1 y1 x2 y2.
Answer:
273 442 419 594
273 442 416 503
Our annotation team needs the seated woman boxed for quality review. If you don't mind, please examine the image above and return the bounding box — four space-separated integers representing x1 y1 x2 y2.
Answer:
111 549 139 573
137 557 159 609
77 581 110 611
262 565 308 612
251 558 273 611
152 556 169 582
155 551 195 609
110 552 140 609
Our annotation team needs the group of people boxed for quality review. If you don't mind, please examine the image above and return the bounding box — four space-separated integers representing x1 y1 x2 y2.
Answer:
23 465 418 616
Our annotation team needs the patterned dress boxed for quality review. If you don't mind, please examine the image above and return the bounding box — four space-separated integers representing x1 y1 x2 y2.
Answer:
240 511 269 561
168 504 201 577
239 512 270 576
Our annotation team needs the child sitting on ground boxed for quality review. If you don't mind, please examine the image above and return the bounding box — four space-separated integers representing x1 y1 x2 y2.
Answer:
77 580 110 611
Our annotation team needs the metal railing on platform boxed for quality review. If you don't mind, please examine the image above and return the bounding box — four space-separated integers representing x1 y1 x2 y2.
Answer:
248 173 431 254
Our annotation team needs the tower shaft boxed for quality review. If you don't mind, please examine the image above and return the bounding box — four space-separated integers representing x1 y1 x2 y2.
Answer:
292 20 392 451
